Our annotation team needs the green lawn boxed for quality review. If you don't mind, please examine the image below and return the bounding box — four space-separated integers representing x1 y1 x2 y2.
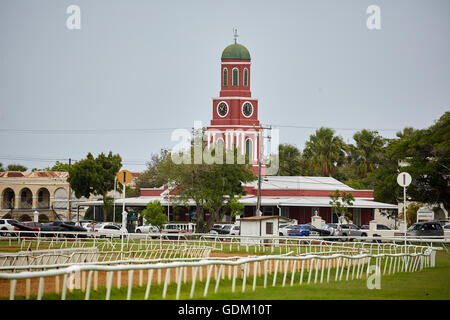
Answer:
9 250 449 300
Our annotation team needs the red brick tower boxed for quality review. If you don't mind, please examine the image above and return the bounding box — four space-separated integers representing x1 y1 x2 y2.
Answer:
206 37 263 172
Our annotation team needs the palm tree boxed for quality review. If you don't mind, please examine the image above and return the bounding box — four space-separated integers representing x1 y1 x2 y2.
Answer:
350 129 385 178
303 127 346 176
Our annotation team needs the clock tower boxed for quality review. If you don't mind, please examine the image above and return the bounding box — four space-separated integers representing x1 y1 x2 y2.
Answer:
206 37 263 171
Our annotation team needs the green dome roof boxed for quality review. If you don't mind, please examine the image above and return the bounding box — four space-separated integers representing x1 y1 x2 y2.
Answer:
221 43 251 60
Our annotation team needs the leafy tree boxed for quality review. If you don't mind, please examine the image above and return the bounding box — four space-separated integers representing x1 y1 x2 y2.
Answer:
400 202 422 227
329 189 355 224
156 146 256 233
68 152 122 221
6 164 27 171
47 161 70 172
348 129 385 178
303 127 346 176
141 200 168 230
0 163 4 172
400 112 450 213
278 144 302 176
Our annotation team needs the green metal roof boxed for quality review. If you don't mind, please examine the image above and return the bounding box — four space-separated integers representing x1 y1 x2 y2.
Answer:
221 43 251 60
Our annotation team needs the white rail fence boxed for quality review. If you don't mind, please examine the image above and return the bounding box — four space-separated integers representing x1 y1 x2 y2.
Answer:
0 247 436 300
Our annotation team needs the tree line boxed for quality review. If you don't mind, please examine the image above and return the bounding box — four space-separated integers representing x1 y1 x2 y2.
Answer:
277 112 449 214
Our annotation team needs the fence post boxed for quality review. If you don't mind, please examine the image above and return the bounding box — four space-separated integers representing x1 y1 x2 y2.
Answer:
127 270 134 300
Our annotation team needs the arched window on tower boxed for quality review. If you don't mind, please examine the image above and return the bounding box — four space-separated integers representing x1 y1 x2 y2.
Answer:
243 68 248 87
245 138 253 162
232 68 239 86
223 68 228 87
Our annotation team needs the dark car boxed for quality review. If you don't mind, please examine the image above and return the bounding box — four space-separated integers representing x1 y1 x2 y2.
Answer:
11 221 37 237
406 222 444 238
41 221 87 238
23 222 43 231
301 224 331 236
219 225 233 235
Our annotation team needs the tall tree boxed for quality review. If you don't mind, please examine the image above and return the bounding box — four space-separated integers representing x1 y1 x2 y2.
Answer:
278 144 302 176
400 112 450 212
349 129 385 178
302 127 346 176
157 147 256 233
68 152 122 220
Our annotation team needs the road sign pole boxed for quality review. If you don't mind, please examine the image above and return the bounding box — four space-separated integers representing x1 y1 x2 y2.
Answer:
403 185 407 250
397 172 411 253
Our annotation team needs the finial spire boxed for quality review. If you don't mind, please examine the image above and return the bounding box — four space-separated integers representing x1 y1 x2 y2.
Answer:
233 28 239 44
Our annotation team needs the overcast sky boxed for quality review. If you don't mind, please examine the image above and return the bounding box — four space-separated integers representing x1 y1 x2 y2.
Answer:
1 0 449 172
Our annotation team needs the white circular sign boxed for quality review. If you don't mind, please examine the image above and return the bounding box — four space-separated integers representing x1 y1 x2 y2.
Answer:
397 172 412 187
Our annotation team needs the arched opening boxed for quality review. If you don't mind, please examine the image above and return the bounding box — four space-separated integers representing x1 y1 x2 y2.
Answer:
37 188 50 209
54 188 68 210
19 188 32 209
245 138 253 163
232 68 239 86
19 214 32 222
243 68 248 87
2 188 15 209
223 68 228 87
38 214 49 223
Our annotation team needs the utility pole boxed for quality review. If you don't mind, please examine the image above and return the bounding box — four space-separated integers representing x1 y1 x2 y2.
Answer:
255 125 271 216
68 158 72 221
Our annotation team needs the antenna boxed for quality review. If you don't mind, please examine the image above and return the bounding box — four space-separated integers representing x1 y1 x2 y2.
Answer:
233 28 239 44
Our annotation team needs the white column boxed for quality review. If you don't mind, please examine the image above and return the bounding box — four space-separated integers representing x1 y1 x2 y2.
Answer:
207 132 211 149
241 132 245 155
213 133 216 145
225 132 229 149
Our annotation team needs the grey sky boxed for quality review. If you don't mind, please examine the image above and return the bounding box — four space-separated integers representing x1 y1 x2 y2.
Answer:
1 0 449 171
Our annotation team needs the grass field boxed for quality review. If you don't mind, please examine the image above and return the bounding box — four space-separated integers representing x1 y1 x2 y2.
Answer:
6 250 449 300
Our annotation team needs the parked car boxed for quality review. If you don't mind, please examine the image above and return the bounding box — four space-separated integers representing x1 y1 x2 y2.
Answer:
301 224 331 236
320 223 339 236
0 219 20 236
40 221 87 237
23 222 43 231
406 222 444 238
229 225 240 236
209 224 225 234
444 224 450 231
218 224 233 235
8 221 37 237
94 224 126 238
335 224 368 240
287 225 310 237
135 224 159 233
279 223 296 236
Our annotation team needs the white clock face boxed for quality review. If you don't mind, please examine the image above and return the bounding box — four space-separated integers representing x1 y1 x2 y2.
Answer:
242 102 253 117
217 102 228 117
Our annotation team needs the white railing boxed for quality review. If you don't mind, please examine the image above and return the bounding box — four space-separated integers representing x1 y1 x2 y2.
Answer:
0 248 435 300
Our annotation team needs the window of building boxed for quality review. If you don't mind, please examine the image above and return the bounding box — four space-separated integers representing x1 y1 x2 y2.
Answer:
262 206 273 216
266 222 273 235
232 68 239 86
223 68 228 87
243 68 248 86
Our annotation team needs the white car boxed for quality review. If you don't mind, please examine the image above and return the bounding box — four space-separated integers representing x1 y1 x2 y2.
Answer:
229 225 240 235
135 224 159 233
0 219 19 235
278 223 296 236
94 224 126 238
